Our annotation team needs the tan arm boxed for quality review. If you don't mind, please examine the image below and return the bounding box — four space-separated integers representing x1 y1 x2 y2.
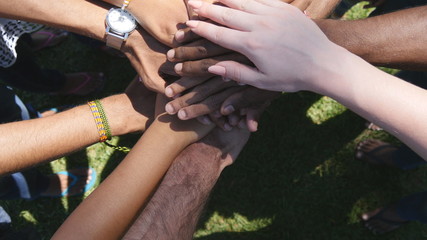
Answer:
52 112 213 239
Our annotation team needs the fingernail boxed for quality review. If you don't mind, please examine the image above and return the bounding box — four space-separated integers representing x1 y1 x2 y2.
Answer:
223 77 231 82
178 109 188 119
237 82 246 86
223 123 232 131
249 120 258 132
165 86 174 97
188 0 203 9
175 30 185 42
223 105 235 115
186 20 200 29
208 65 226 76
165 104 175 114
197 116 212 125
174 63 183 73
167 49 175 60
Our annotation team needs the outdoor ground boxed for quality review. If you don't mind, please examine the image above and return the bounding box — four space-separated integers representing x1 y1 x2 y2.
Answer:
2 2 427 239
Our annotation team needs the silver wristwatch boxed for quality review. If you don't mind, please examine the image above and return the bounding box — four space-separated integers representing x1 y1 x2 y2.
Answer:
105 8 137 50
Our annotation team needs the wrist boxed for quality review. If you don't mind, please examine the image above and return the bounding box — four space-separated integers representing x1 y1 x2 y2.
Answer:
303 44 353 95
97 94 138 137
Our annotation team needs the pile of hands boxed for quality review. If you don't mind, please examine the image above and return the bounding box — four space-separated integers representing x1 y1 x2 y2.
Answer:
121 0 340 132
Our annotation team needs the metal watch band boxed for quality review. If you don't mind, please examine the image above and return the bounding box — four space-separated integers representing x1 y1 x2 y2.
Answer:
106 32 124 50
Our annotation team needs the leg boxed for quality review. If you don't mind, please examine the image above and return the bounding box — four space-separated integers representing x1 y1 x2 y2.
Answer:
123 127 250 239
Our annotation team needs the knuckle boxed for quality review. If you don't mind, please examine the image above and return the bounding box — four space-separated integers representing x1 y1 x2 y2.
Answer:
220 8 234 24
244 39 263 52
181 61 196 74
239 0 251 11
196 46 209 57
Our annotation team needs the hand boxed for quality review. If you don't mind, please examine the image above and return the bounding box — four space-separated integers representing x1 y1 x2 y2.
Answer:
166 38 250 77
164 76 241 119
165 76 279 131
123 28 177 93
282 0 341 19
185 0 341 92
104 76 156 136
124 0 189 47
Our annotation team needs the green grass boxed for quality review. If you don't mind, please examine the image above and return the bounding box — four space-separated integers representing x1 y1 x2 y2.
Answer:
2 2 427 239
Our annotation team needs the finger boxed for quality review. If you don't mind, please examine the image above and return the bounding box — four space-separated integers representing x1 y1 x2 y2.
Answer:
288 0 310 12
209 114 233 131
186 20 248 54
253 0 289 8
165 77 235 114
139 71 167 93
176 86 241 120
159 60 178 76
226 112 241 126
175 28 201 44
220 87 279 115
245 107 263 132
208 61 266 88
188 1 256 31
196 114 213 125
198 0 271 14
165 76 212 97
176 53 250 77
167 39 231 62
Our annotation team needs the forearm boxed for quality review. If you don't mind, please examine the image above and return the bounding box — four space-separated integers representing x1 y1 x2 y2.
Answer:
315 6 427 70
123 127 250 239
123 141 223 239
52 113 213 240
312 47 427 158
0 93 151 175
2 0 108 40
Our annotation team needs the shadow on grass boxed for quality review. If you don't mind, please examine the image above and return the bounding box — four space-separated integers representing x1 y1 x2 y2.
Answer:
193 92 427 240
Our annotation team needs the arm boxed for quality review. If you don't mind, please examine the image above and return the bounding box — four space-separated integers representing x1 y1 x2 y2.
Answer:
52 111 214 239
0 0 175 93
282 0 341 18
315 5 427 70
185 0 427 159
123 126 250 239
0 77 155 175
101 0 190 47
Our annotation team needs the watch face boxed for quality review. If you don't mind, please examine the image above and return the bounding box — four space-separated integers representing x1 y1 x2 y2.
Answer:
106 8 136 34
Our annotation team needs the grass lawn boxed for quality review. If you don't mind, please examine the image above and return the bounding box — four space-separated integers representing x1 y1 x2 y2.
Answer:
2 2 427 239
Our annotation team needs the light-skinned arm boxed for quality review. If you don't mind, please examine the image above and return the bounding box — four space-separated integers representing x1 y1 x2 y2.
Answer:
52 109 214 239
184 0 427 159
0 78 155 175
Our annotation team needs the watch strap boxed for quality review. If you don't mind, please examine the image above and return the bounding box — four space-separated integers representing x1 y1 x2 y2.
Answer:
106 31 125 50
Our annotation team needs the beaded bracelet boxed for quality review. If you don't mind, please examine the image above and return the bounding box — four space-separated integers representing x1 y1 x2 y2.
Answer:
88 100 130 153
121 0 132 9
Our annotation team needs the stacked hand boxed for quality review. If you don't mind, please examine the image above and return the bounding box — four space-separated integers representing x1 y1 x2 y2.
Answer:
116 0 342 131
